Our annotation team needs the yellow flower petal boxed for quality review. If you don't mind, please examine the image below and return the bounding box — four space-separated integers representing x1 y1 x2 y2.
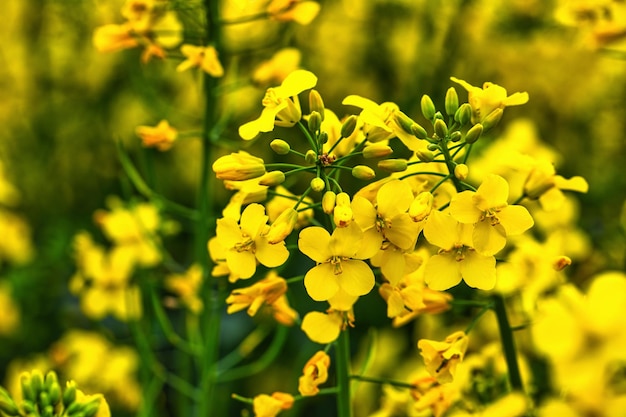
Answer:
424 253 462 291
459 251 496 290
554 175 589 193
304 264 339 301
301 311 342 344
424 210 457 250
340 260 375 296
377 180 413 217
450 191 482 224
275 70 317 98
472 220 507 256
226 250 257 279
240 203 269 239
330 222 363 258
475 174 509 210
384 214 419 250
238 104 287 140
498 205 534 236
298 227 332 263
255 238 289 268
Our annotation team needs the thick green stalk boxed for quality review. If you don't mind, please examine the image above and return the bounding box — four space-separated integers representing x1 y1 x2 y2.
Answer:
493 295 523 391
336 330 353 417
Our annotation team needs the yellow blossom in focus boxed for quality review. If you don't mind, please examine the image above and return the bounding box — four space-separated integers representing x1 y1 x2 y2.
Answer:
215 203 289 279
423 210 496 291
239 70 317 140
164 264 204 314
450 77 529 124
135 120 178 151
301 310 346 344
267 0 321 25
226 272 288 317
207 236 240 282
252 392 294 417
417 331 469 384
298 222 375 301
253 48 302 85
450 174 534 256
177 45 224 77
298 351 330 396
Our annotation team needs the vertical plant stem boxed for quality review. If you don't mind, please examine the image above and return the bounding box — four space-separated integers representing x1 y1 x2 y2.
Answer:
336 329 353 417
493 295 523 391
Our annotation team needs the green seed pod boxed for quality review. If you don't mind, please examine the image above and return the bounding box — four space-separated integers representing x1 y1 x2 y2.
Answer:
258 170 286 187
310 177 325 192
416 149 434 162
351 165 376 180
308 111 322 133
465 123 483 144
377 159 408 172
363 144 393 159
420 95 436 120
394 111 415 134
309 90 325 121
410 123 428 140
482 108 503 132
305 150 317 165
270 139 290 155
322 191 336 214
445 87 459 116
454 103 472 126
434 119 448 139
340 115 358 138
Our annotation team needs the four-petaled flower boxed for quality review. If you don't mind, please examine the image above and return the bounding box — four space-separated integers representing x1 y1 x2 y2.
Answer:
176 44 224 77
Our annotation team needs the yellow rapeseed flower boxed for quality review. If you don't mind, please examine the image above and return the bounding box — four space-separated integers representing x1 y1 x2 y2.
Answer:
417 331 469 384
252 392 294 417
135 120 178 151
176 45 224 77
298 351 330 396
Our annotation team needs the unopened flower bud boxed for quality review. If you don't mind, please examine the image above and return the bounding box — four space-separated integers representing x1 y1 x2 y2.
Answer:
416 149 435 162
212 151 266 181
308 111 322 133
63 381 77 408
481 108 503 132
434 119 448 139
305 150 317 164
336 192 350 207
266 208 298 244
82 398 102 417
322 191 336 214
270 139 290 155
310 177 325 192
377 159 408 172
421 95 436 120
454 103 472 126
553 256 572 271
0 389 19 417
394 111 415 134
410 123 428 139
42 405 54 417
351 165 376 180
39 392 51 407
450 131 462 142
20 373 35 402
44 371 58 392
409 192 434 222
465 123 483 144
445 87 459 116
30 370 43 398
454 163 469 180
319 131 328 144
309 90 325 120
48 383 61 406
21 401 36 415
427 143 439 152
363 144 393 159
340 115 358 138
334 192 352 227
258 171 286 186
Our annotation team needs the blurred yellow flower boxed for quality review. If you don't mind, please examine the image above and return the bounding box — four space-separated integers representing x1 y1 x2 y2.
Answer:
252 392 294 417
253 48 302 85
523 159 589 211
267 0 321 25
450 77 529 124
177 45 224 77
75 390 111 417
417 331 469 384
0 209 34 265
0 282 19 335
93 23 139 53
226 272 288 316
298 350 330 396
165 264 204 314
135 119 178 151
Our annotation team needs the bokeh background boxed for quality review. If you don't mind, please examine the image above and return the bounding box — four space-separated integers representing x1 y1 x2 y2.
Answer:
1 0 626 416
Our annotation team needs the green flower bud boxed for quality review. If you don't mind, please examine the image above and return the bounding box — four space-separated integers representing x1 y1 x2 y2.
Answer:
410 123 428 139
0 397 19 416
42 404 54 417
20 373 35 402
454 103 472 126
82 399 102 417
434 119 448 139
63 381 77 409
65 401 82 415
454 163 469 180
39 391 51 407
319 131 328 144
450 131 462 142
322 191 336 214
363 144 393 159
44 371 58 393
305 150 317 164
21 400 36 414
340 115 358 138
258 170 286 187
481 108 503 132
465 123 483 144
394 111 415 134
421 95 436 120
309 90 325 121
30 370 43 399
48 383 61 406
445 87 459 116
426 143 439 152
308 111 322 133
351 165 376 180
416 149 435 162
310 177 325 192
377 159 408 172
270 139 290 155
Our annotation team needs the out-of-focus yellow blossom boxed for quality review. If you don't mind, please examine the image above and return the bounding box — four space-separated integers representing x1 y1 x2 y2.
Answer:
215 203 289 279
301 310 347 344
252 392 294 417
267 0 321 25
164 264 204 314
135 119 178 151
298 350 330 396
450 77 528 124
423 210 496 291
226 272 288 316
448 392 528 417
176 45 224 77
70 233 142 321
267 294 299 326
298 222 375 301
555 0 626 48
239 70 317 140
93 23 139 53
212 151 266 181
253 48 302 85
120 0 155 32
0 282 19 335
450 174 534 256
0 162 20 206
523 159 589 211
417 331 469 384
0 209 34 265
410 375 460 417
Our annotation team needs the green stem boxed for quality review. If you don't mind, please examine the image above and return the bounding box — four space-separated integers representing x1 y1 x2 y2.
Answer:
438 140 464 191
335 330 353 417
492 295 523 391
349 375 415 390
